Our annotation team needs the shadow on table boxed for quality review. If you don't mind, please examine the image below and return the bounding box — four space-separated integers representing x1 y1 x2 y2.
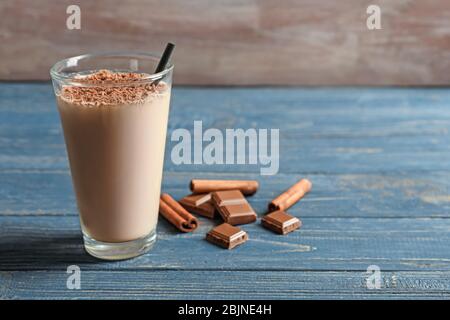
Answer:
0 218 214 270
0 233 101 269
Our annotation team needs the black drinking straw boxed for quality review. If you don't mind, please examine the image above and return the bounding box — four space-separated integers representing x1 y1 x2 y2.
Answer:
153 42 175 84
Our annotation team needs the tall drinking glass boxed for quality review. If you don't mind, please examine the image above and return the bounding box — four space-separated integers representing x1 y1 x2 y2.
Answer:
50 53 173 260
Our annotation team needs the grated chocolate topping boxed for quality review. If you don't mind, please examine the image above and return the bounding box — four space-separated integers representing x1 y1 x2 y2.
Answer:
59 70 168 106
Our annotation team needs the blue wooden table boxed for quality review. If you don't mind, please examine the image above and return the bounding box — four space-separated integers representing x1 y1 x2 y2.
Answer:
1 84 450 299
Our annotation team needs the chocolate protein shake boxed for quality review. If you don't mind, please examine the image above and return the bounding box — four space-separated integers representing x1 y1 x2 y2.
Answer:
52 63 173 260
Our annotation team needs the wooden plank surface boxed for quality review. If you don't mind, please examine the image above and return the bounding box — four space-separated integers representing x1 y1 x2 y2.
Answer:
1 84 450 174
1 0 450 85
2 270 450 299
1 171 450 219
2 215 450 272
0 83 450 299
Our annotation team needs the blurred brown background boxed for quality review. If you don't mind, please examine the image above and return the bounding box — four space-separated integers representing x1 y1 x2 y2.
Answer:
1 0 450 85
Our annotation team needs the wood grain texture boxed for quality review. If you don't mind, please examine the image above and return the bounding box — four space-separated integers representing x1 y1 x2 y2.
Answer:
2 215 450 272
2 270 450 299
1 0 450 85
1 84 450 299
2 171 450 219
1 84 450 173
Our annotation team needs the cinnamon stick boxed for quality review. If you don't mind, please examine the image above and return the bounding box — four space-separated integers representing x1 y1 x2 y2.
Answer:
268 179 312 212
159 193 198 232
190 179 259 195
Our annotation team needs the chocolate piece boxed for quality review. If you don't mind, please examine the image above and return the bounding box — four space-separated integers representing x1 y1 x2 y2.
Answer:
179 193 216 219
206 223 248 249
159 193 199 232
212 190 246 206
190 179 259 196
261 210 301 235
268 179 312 212
212 190 257 225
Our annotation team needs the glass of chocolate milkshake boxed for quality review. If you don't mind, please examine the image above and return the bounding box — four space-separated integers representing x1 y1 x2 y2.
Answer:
50 52 173 260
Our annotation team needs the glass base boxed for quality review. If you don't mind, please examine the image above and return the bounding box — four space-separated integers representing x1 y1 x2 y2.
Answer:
83 230 156 260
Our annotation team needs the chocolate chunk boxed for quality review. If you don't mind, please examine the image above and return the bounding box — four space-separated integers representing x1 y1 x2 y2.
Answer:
261 210 301 235
206 223 248 249
213 190 246 206
179 193 216 219
212 190 257 225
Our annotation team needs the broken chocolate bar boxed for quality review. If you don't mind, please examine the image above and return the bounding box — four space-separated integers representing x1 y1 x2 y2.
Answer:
261 210 301 235
212 190 257 225
179 193 215 219
206 223 248 249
